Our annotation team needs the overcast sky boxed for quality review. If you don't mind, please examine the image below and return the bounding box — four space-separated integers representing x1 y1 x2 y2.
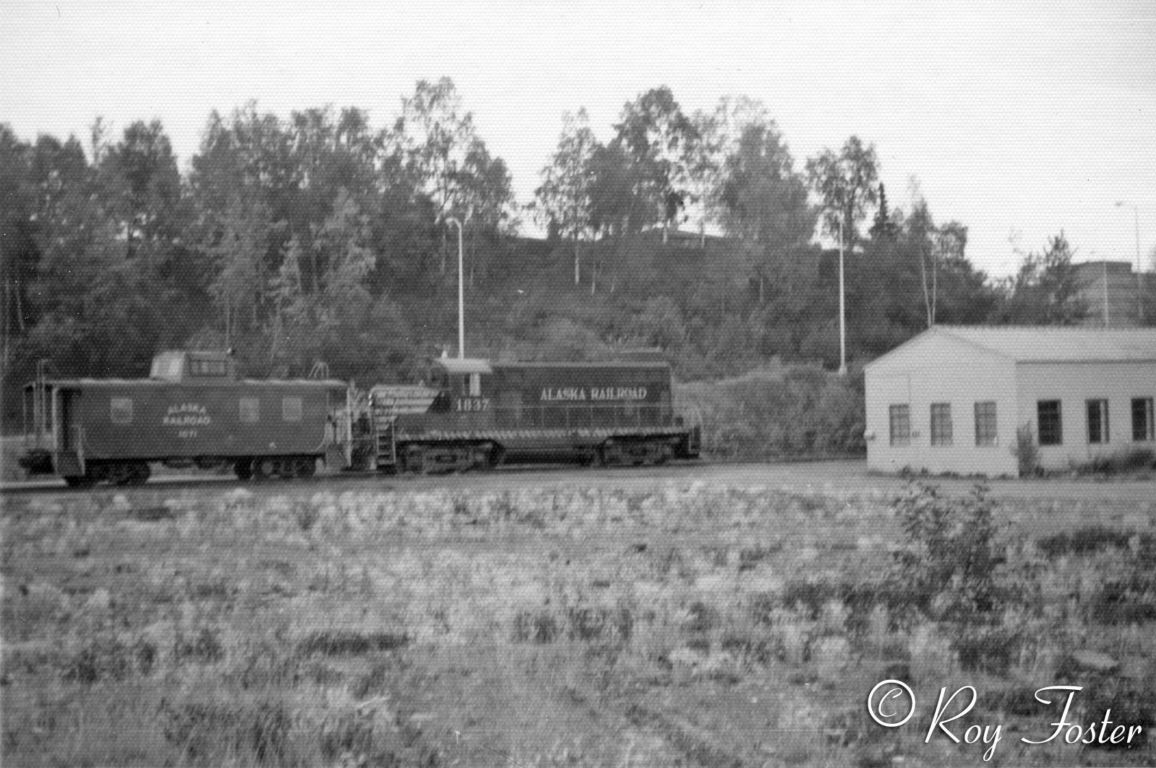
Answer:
3 0 1154 278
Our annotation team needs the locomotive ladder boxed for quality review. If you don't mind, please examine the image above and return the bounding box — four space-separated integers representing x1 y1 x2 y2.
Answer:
373 398 399 469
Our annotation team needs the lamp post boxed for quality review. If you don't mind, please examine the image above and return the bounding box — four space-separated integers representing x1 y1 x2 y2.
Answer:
446 216 465 359
1115 201 1142 323
838 216 846 376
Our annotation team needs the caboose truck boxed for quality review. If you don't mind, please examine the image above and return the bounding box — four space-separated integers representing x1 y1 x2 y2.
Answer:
362 357 701 473
19 350 351 487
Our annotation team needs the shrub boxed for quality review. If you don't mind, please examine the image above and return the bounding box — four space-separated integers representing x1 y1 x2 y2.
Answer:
62 635 156 684
1013 423 1039 476
891 483 1006 624
513 608 559 644
296 630 408 657
1074 447 1156 476
174 626 225 665
1036 525 1137 558
159 696 292 765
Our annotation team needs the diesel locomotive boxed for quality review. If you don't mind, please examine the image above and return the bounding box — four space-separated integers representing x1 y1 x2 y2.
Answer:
18 350 701 486
363 357 701 473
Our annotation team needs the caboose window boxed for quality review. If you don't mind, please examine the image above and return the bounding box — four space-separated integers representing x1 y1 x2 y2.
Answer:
282 397 303 422
110 397 133 425
239 397 260 423
190 359 227 377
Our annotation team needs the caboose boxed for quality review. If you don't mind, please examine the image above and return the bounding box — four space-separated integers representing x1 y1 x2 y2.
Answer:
365 357 701 473
20 350 350 486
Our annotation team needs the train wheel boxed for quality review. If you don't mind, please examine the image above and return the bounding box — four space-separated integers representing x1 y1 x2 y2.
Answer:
255 458 277 480
402 446 426 474
487 444 506 469
294 457 316 479
127 462 151 485
107 463 137 486
234 459 253 481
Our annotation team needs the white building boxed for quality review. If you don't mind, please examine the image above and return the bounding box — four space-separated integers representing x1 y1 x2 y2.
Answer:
864 326 1156 476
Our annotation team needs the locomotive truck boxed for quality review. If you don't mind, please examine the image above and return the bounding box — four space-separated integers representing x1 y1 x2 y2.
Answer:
19 350 701 486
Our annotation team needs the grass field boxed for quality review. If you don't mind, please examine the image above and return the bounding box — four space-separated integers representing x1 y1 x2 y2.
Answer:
2 481 1154 767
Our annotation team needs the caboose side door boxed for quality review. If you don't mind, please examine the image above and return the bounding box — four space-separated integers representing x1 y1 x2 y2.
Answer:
54 388 85 476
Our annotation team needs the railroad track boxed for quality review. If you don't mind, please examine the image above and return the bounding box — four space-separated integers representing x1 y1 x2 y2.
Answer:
0 459 711 497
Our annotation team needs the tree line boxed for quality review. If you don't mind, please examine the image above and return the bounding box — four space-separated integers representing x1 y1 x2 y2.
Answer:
0 78 1122 425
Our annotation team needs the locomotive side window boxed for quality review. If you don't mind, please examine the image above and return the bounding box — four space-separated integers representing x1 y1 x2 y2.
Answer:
110 397 133 425
468 373 482 397
239 397 260 423
282 397 303 422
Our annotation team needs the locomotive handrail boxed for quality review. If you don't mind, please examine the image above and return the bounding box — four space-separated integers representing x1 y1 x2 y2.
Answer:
394 402 685 433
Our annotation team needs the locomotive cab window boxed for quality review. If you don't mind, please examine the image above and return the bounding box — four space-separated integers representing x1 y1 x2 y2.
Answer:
110 397 133 425
239 397 260 423
282 396 303 422
468 373 482 397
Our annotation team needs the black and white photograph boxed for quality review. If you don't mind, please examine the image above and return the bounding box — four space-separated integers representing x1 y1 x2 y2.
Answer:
2 1 1155 765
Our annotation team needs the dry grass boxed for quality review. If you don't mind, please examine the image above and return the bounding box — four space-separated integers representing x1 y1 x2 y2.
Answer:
2 481 1154 766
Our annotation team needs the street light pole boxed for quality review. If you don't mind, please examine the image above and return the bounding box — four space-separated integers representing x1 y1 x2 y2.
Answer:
838 217 846 376
1115 201 1142 323
447 217 465 359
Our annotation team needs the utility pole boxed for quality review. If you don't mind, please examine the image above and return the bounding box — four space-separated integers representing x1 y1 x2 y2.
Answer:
1116 201 1142 323
838 217 846 376
447 217 465 358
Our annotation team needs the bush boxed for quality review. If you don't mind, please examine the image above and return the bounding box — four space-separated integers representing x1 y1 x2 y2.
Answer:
160 696 292 765
296 630 408 657
1013 423 1039 476
676 363 865 460
1036 525 1139 558
62 635 157 683
889 483 1027 673
1074 447 1156 475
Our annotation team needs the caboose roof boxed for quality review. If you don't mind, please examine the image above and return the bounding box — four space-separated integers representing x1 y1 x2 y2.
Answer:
30 378 347 389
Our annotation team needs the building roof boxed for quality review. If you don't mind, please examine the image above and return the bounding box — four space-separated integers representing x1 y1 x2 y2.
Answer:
868 326 1156 368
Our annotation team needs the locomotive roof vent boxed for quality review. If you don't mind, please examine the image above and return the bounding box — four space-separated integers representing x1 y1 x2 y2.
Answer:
149 350 238 383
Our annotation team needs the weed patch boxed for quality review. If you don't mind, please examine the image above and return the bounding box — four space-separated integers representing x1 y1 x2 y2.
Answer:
296 630 408 657
160 695 292 765
62 634 156 683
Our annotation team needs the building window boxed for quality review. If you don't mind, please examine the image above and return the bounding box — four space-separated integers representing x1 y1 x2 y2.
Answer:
1038 400 1062 445
110 397 133 425
974 401 997 446
1132 398 1154 442
239 397 260 424
282 396 303 422
1087 399 1109 444
930 403 952 446
889 405 911 446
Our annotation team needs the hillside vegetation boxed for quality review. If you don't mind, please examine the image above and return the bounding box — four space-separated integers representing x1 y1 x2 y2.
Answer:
6 79 1136 442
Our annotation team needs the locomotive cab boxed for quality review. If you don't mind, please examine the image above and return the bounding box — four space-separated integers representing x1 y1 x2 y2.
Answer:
424 358 493 413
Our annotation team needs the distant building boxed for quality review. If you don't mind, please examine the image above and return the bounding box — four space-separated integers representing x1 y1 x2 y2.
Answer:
864 326 1156 476
1073 260 1142 327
